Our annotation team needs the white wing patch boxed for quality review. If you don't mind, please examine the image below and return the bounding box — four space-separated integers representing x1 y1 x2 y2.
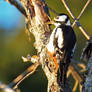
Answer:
47 28 56 53
47 27 64 53
55 28 64 48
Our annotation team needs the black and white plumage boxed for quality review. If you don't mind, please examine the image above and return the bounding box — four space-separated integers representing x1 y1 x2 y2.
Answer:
47 13 76 86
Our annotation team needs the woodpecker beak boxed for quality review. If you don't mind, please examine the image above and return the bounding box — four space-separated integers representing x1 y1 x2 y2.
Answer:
53 18 57 22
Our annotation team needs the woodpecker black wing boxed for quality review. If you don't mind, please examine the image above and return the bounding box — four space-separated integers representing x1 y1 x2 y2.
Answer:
55 25 76 86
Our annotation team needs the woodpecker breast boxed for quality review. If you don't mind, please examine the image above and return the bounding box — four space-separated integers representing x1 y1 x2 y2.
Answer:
47 27 64 53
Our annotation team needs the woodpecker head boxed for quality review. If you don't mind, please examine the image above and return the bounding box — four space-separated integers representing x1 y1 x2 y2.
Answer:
54 13 71 26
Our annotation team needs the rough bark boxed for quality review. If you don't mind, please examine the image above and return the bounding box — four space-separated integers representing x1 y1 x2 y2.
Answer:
82 57 92 92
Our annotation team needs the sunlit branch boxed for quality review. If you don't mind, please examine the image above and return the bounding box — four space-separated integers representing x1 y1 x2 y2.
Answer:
5 0 27 17
0 82 15 92
72 0 91 27
48 6 59 15
68 64 84 92
69 62 84 84
9 63 39 89
61 0 90 40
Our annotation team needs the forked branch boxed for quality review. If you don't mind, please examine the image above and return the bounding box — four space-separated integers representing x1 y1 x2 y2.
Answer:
9 62 39 89
72 0 91 27
61 0 91 40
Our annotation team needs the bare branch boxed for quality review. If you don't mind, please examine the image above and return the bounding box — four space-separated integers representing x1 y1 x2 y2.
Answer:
47 6 58 15
68 64 84 92
61 0 75 19
9 62 39 89
68 63 84 84
5 0 27 17
61 0 90 40
67 59 86 92
72 0 91 27
0 82 15 92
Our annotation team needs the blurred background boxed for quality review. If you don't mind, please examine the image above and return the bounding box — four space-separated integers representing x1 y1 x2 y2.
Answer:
0 0 92 92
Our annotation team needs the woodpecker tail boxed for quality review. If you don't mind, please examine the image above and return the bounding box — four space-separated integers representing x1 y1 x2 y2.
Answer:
60 60 70 86
57 51 71 87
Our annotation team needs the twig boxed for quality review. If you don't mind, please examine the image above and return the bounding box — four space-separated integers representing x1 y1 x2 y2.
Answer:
0 82 15 92
61 0 90 40
61 0 75 19
68 64 84 92
48 6 59 15
5 0 27 17
9 63 39 89
67 59 86 92
69 63 84 84
72 0 91 27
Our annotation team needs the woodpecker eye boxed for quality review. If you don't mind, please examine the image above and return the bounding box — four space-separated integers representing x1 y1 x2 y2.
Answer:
56 16 59 19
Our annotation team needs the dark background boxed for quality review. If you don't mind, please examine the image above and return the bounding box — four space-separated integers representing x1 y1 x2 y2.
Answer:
0 0 92 92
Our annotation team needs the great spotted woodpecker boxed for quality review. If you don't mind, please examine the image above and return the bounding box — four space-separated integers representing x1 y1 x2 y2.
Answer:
47 13 76 86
